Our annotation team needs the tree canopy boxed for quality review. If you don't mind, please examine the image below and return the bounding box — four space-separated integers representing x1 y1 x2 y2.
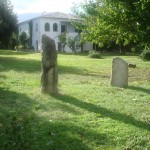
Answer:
72 0 150 53
0 0 18 48
19 31 29 48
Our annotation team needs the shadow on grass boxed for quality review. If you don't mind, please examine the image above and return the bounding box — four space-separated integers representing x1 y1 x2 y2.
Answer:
0 87 36 124
58 65 86 75
0 56 90 77
0 57 40 73
0 51 109 78
53 94 150 132
58 65 110 79
0 88 113 150
0 56 104 79
126 86 150 94
58 52 89 57
59 52 105 59
58 52 139 57
101 52 139 57
0 74 7 79
0 50 35 55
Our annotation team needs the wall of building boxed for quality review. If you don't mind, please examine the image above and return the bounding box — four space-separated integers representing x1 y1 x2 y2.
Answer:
39 18 61 51
19 22 29 34
18 17 93 53
83 42 93 51
31 17 80 52
32 18 41 51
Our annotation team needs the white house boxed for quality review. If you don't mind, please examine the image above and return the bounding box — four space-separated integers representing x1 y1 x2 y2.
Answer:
18 12 93 52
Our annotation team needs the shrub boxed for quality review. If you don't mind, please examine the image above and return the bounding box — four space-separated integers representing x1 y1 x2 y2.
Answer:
15 45 25 51
140 50 150 61
88 50 101 59
29 46 34 51
15 45 33 52
19 31 29 48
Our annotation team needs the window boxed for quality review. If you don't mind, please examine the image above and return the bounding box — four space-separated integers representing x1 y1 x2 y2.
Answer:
53 23 58 32
61 25 66 33
35 23 38 31
45 23 50 31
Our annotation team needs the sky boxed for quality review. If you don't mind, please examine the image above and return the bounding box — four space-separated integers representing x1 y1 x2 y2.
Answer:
11 0 85 14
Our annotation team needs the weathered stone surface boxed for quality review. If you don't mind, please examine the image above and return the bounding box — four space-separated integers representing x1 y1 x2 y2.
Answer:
110 57 128 87
41 34 58 94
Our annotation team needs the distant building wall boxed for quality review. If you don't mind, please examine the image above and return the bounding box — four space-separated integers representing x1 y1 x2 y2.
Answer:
83 42 93 51
19 22 29 34
32 18 41 51
18 15 93 52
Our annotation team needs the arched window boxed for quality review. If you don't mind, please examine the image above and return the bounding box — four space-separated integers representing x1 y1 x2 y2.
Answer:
45 23 50 31
53 23 58 32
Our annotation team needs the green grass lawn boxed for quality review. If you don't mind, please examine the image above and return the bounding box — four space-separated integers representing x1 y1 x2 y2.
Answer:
0 50 150 150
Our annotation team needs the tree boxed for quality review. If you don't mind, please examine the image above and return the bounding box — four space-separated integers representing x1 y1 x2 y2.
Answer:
67 37 75 52
19 31 29 48
67 35 82 53
72 0 150 53
58 32 67 52
0 0 18 48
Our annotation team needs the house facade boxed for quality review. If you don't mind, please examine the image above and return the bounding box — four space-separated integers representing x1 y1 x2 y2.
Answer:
18 12 93 52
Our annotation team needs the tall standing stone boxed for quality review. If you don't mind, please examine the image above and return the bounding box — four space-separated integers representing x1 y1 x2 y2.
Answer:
41 35 58 94
110 57 128 87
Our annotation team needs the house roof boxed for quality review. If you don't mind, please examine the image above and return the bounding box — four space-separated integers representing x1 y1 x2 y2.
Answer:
18 12 80 24
41 12 80 20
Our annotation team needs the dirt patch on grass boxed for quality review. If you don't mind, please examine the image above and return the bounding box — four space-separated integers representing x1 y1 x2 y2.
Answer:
129 68 150 82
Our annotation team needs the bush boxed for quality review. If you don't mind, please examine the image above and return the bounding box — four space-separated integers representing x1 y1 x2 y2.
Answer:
88 50 101 59
140 50 150 61
15 45 32 52
19 31 29 47
29 46 34 51
15 45 24 51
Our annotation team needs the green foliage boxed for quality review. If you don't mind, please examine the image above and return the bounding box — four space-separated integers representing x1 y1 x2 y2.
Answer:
19 31 29 48
67 37 75 52
15 45 25 51
58 33 82 53
72 0 150 53
58 32 67 44
10 33 19 49
67 35 82 53
0 0 18 48
58 32 67 52
15 45 34 52
140 50 150 61
88 50 101 59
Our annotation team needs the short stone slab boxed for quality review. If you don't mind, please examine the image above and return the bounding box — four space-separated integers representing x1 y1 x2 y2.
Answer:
110 57 128 87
